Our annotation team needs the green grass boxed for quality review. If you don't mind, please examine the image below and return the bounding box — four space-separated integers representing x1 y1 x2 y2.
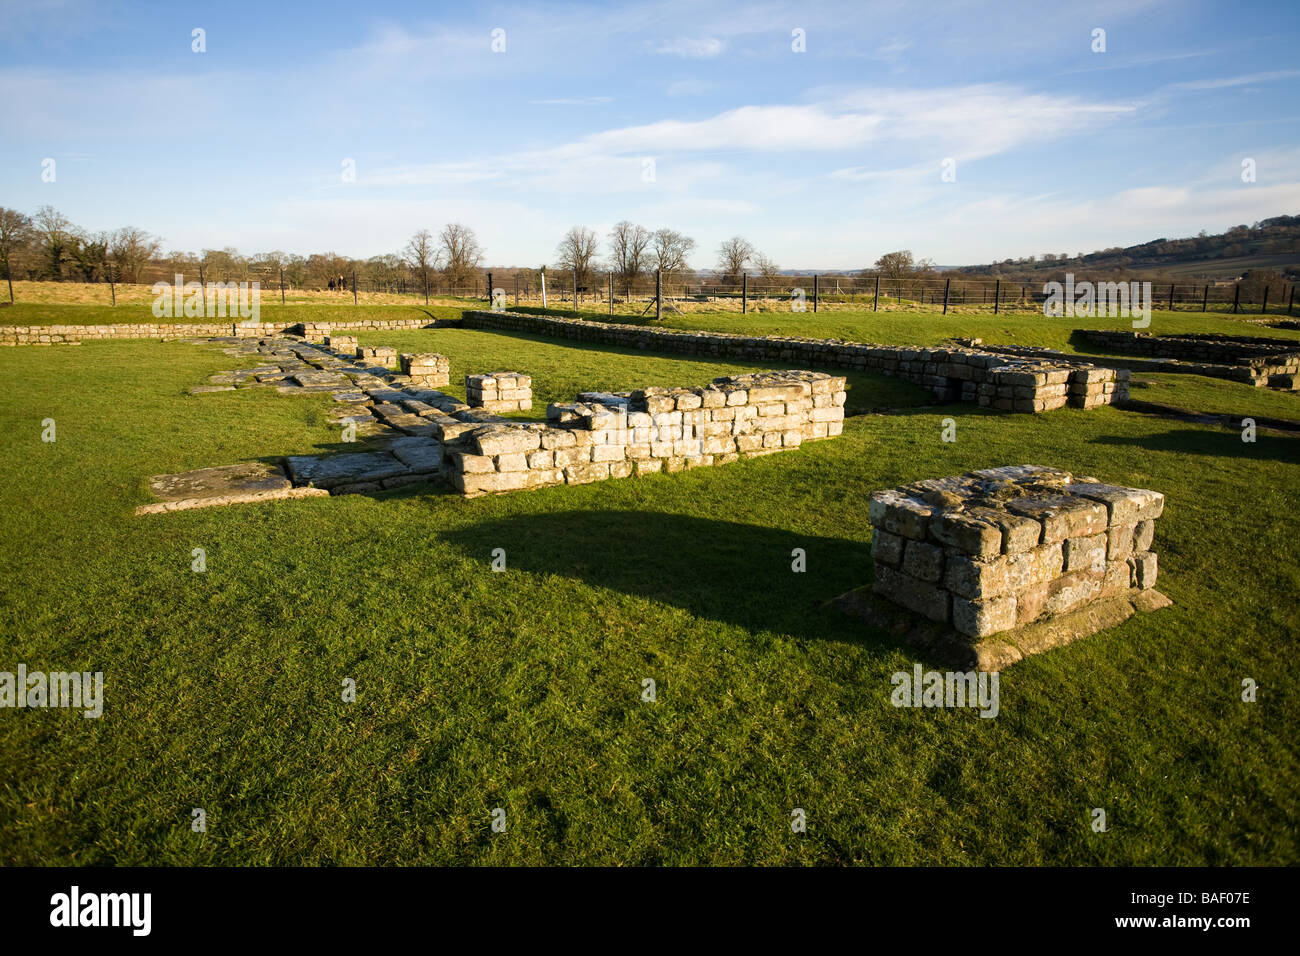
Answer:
0 327 1297 865
1128 374 1300 423
643 308 1300 353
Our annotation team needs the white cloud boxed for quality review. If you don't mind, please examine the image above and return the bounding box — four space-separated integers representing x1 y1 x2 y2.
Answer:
651 36 724 58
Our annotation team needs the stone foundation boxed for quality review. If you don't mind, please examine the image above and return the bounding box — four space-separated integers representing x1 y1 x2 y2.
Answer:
866 465 1166 662
466 372 532 412
461 311 1128 412
445 370 846 497
401 352 451 387
356 345 398 369
1077 330 1300 389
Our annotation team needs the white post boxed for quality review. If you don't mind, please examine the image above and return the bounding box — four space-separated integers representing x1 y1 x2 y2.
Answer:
541 271 547 308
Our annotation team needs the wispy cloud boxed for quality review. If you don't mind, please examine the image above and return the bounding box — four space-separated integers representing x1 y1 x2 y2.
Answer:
652 36 724 58
529 96 614 106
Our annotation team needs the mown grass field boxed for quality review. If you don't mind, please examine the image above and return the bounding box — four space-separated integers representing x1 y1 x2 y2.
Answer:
0 308 1297 865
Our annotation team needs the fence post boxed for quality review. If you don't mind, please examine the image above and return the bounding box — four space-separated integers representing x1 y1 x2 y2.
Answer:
541 270 547 308
424 272 429 306
742 273 747 314
1201 284 1208 312
608 272 613 316
1167 283 1174 311
1232 283 1240 313
280 267 285 305
198 264 207 315
1288 284 1295 315
5 255 12 304
1261 286 1268 315
515 272 519 307
109 263 116 306
993 279 1000 315
873 275 879 312
655 269 662 322
942 277 950 315
353 268 358 305
813 274 818 313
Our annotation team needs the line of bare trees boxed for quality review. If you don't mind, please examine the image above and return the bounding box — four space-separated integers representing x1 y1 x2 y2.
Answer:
550 223 783 293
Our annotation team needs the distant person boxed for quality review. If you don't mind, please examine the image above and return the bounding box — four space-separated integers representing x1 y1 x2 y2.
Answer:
328 278 335 291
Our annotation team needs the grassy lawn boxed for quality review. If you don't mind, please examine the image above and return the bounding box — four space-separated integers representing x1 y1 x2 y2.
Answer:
1128 374 1300 423
1 325 1297 866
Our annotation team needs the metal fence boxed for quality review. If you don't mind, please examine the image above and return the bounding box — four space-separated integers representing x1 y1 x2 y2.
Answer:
7 261 1297 316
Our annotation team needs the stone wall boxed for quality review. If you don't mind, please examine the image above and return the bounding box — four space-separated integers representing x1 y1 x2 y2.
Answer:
445 370 847 497
0 316 448 346
0 322 271 345
1077 330 1300 388
869 465 1163 640
402 353 451 387
461 310 1128 412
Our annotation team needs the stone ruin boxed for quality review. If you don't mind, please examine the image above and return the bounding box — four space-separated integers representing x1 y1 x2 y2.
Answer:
446 370 846 496
138 334 847 510
401 353 451 387
466 372 532 412
1075 330 1300 390
461 310 1132 411
840 465 1170 669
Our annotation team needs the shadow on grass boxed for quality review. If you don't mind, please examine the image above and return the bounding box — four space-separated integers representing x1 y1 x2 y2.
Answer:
440 507 903 658
1089 427 1300 464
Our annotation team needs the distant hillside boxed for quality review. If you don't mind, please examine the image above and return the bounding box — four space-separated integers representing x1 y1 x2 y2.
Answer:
955 215 1300 281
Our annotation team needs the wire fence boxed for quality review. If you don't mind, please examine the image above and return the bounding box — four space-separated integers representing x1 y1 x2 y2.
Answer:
6 262 1297 316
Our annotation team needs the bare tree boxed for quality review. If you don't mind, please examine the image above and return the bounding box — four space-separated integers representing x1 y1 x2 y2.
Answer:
110 227 162 284
33 205 74 281
555 226 600 289
652 228 695 277
753 253 781 279
716 235 755 285
0 207 33 302
608 221 650 288
439 223 484 294
405 229 437 301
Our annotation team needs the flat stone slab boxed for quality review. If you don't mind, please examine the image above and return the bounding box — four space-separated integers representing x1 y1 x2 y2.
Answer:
137 462 329 514
284 451 410 489
387 437 443 473
290 370 351 388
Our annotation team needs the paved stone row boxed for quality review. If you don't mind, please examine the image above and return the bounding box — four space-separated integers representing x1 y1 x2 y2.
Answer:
192 335 506 495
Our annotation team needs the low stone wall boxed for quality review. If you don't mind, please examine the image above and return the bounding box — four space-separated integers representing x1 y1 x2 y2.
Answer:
466 372 532 412
0 316 448 346
869 465 1164 640
1077 330 1300 388
445 370 847 496
0 322 270 345
461 310 1127 412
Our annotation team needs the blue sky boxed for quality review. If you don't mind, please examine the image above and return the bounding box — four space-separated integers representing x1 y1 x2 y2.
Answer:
1 0 1298 269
